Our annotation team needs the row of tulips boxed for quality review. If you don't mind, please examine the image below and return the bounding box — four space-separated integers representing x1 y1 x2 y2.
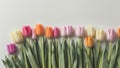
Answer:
2 24 120 68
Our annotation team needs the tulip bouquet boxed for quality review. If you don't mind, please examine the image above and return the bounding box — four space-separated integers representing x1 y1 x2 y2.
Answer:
2 24 120 68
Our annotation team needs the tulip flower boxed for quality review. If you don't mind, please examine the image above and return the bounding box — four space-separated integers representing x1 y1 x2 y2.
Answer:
106 29 116 41
11 30 24 44
117 27 120 38
86 26 96 37
84 36 94 48
75 26 85 37
53 27 60 38
96 29 105 41
66 25 74 36
7 43 17 55
22 25 32 37
60 26 67 37
32 29 37 39
45 26 53 38
35 24 44 36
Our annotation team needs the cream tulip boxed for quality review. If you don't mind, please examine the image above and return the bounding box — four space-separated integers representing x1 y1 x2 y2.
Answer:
86 26 96 37
11 30 24 44
96 29 105 41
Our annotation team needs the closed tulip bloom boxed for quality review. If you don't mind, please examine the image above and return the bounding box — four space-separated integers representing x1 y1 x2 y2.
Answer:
60 26 67 37
32 29 37 39
117 28 120 38
45 27 53 38
106 29 116 41
75 26 85 37
84 36 94 48
96 29 105 41
35 24 44 36
11 30 24 44
53 27 60 38
22 25 32 37
7 43 17 55
66 25 74 36
86 26 96 37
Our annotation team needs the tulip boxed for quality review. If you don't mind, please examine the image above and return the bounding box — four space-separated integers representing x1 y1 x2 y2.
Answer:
60 26 67 37
96 29 105 41
86 26 96 37
53 27 60 38
7 43 17 55
32 29 37 39
106 29 116 41
35 24 44 36
84 36 94 48
45 27 53 38
117 27 120 38
75 26 85 37
66 25 74 36
11 30 24 44
22 25 32 37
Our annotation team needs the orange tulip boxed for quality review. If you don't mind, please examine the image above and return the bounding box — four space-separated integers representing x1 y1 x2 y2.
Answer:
45 27 53 38
117 28 120 38
84 36 94 48
35 24 44 36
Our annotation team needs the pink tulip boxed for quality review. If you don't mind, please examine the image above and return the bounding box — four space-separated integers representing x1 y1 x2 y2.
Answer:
106 29 116 41
75 26 85 37
66 25 74 36
60 26 67 37
7 43 17 55
32 29 37 39
22 25 32 37
53 27 60 38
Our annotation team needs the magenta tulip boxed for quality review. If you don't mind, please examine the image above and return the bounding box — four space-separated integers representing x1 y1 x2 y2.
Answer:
22 25 32 37
32 29 37 39
106 29 116 41
7 43 17 55
66 25 74 36
75 26 85 37
60 26 67 37
53 27 60 38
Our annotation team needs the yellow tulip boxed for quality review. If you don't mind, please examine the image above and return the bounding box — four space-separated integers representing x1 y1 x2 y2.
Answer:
96 29 105 41
11 30 24 44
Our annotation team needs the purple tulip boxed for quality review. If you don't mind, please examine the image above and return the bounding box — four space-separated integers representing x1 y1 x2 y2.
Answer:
66 25 74 36
32 29 37 39
22 25 32 38
106 29 116 41
7 43 17 55
75 26 85 37
60 26 67 37
53 27 60 38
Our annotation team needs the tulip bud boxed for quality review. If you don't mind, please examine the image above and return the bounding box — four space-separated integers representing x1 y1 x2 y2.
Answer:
53 27 60 38
45 27 53 38
7 43 17 55
11 30 24 44
66 25 74 36
60 26 67 37
86 26 96 37
84 36 94 48
32 29 37 39
75 26 85 37
96 29 105 41
106 29 116 41
117 27 120 38
22 25 32 37
35 24 44 36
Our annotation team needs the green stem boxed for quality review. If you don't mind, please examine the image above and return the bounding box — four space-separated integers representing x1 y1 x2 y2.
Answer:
48 39 52 68
108 42 112 62
39 37 45 68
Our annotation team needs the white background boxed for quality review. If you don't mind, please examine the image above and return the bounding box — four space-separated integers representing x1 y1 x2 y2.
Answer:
0 0 120 67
